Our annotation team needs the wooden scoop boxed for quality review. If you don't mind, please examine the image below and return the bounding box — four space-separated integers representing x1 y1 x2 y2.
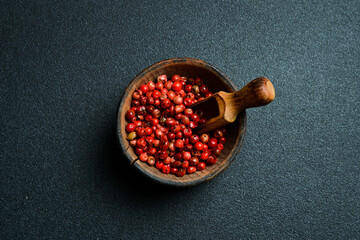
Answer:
192 77 275 134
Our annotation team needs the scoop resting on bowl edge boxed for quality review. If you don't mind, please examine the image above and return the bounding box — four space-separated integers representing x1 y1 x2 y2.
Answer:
117 58 246 187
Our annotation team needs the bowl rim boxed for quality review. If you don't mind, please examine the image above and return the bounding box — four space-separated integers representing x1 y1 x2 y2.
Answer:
116 57 247 187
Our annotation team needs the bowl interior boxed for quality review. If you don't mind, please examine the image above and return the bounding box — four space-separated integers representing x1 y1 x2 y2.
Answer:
117 58 246 187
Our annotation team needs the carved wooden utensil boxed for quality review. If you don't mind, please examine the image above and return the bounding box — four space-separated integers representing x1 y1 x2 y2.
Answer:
117 58 274 187
192 77 275 135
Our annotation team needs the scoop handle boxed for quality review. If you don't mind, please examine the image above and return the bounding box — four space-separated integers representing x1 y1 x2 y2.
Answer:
230 77 275 114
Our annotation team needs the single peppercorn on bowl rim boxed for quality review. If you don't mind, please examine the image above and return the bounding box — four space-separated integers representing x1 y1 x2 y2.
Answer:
117 57 246 187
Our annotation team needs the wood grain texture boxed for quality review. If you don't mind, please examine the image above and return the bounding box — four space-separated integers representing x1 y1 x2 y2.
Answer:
116 58 246 187
194 77 275 134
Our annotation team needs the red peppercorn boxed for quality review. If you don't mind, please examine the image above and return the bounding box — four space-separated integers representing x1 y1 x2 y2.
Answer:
133 120 141 128
200 133 209 143
139 153 148 162
190 135 199 144
165 118 176 127
173 95 183 105
129 139 137 147
155 161 164 170
163 156 172 165
132 100 140 106
161 88 168 95
179 90 186 97
145 114 153 122
217 143 224 150
199 85 209 94
168 132 176 141
200 151 209 160
192 85 199 94
183 128 192 137
148 147 156 156
147 156 156 166
152 90 161 99
132 91 141 99
155 129 163 139
160 141 169 151
172 81 182 92
168 142 175 152
174 139 184 149
167 90 175 100
136 105 146 115
208 138 218 148
213 129 224 138
136 128 146 137
157 75 167 82
219 136 226 144
191 114 200 123
183 98 193 107
145 105 154 113
161 99 171 109
194 142 204 151
213 148 222 156
151 118 159 126
185 85 192 92
194 77 203 86
135 147 143 155
146 136 154 144
155 81 164 90
175 131 183 139
136 138 147 149
158 150 168 160
148 81 155 91
188 121 196 129
174 152 182 161
181 160 189 168
189 157 199 166
181 115 190 125
206 155 217 165
140 84 149 94
171 160 182 168
176 168 186 177
182 151 191 161
184 108 193 117
169 105 175 115
152 139 160 147
165 81 172 90
125 123 135 133
187 166 196 174
125 110 136 122
197 162 206 171
174 104 185 113
170 125 181 133
144 127 152 135
161 165 170 174
172 75 181 81
184 144 193 151
170 167 178 174
154 99 160 106
205 92 213 98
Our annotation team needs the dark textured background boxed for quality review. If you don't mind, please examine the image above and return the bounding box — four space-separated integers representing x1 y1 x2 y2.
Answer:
1 0 359 239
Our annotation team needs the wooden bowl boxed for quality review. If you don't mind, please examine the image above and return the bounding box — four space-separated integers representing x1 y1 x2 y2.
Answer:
116 58 246 187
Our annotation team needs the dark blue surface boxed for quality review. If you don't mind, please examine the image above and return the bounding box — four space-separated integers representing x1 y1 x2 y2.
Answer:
1 0 359 239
